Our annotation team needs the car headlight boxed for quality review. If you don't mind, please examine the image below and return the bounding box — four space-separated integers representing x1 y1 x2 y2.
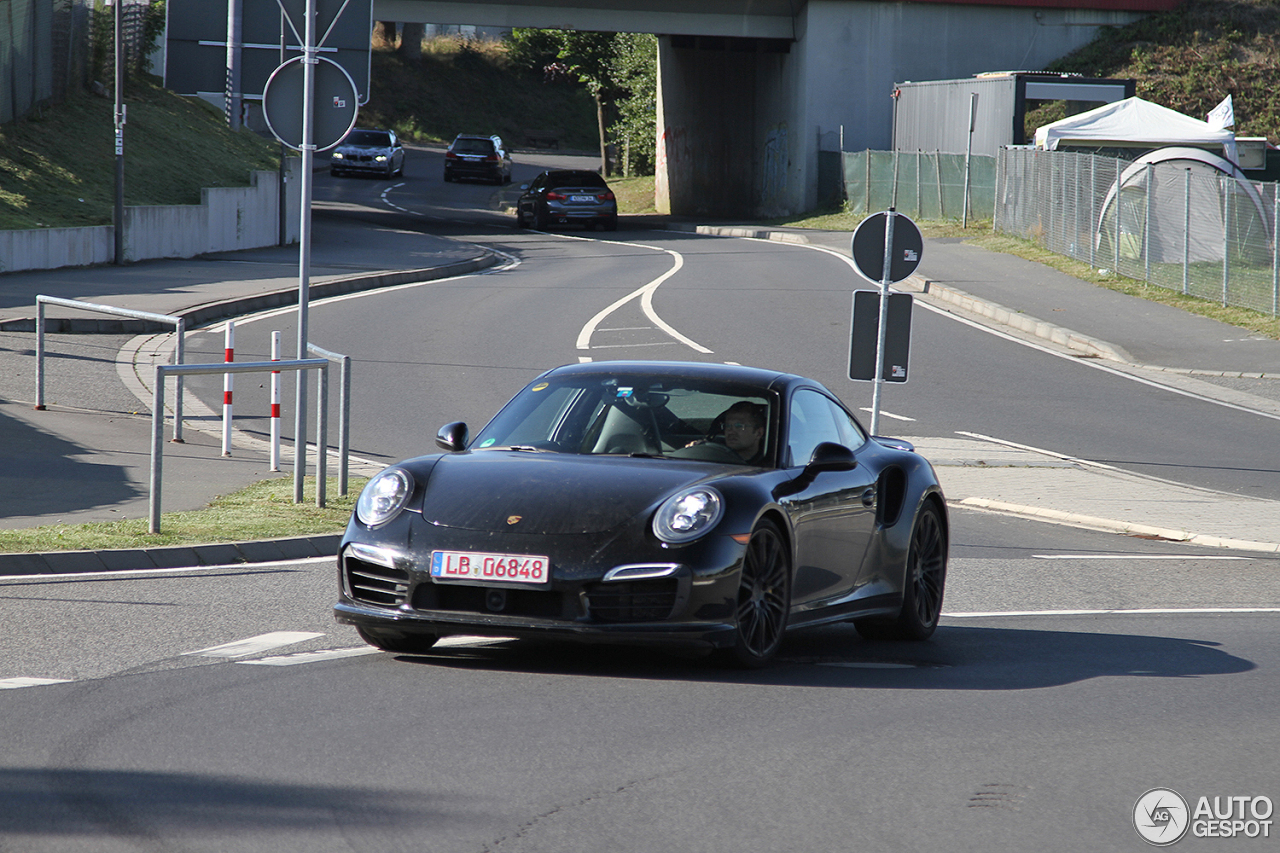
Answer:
356 468 412 527
332 152 344 160
653 487 723 543
375 154 387 161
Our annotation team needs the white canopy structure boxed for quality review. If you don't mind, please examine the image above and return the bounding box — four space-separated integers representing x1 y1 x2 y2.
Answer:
1096 147 1270 265
1035 97 1237 164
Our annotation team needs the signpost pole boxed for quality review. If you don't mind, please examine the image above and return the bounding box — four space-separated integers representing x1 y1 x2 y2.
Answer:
869 211 896 436
294 0 316 504
112 0 124 266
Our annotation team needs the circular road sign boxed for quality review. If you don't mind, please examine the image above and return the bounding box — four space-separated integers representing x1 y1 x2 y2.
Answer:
262 56 359 152
850 211 923 284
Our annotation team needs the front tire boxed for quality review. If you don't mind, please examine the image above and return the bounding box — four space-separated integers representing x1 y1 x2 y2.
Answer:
856 502 947 641
720 520 790 667
356 626 439 654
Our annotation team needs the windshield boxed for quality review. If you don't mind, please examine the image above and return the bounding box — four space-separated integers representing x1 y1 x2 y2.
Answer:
471 375 776 466
347 130 391 147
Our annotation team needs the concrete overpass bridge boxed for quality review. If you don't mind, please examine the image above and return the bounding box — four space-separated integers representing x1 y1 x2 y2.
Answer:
374 0 1174 217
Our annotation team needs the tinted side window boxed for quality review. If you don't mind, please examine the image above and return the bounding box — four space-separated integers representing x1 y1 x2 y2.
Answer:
787 390 843 467
831 400 867 450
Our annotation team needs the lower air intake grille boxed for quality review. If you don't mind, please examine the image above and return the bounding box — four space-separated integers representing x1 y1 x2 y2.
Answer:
344 556 409 607
585 579 679 622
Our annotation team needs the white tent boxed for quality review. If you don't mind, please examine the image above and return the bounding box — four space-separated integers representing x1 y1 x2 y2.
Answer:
1035 97 1237 164
1095 147 1270 265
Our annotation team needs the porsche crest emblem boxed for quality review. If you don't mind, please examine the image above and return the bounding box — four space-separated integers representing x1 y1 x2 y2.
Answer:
507 515 522 525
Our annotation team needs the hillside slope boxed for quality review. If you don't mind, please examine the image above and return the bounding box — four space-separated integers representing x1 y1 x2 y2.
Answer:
0 79 280 231
358 38 599 150
1032 0 1280 139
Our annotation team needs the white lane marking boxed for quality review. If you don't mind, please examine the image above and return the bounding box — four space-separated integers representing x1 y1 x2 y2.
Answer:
956 430 1120 471
860 407 915 422
184 631 324 659
575 241 712 354
1032 554 1251 561
0 678 73 689
945 608 1280 617
239 646 381 666
0 556 334 583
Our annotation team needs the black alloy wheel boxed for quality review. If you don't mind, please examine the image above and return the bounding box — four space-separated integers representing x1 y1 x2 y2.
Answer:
856 501 947 641
356 626 439 654
723 519 790 667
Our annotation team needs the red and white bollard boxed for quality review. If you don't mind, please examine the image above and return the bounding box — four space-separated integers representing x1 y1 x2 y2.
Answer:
270 330 282 471
221 321 234 456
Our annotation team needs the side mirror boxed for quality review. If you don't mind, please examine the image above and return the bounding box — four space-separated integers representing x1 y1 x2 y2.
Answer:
806 441 856 473
436 421 468 452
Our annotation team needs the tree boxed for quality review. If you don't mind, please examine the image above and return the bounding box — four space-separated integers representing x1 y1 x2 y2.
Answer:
554 31 620 175
503 29 658 176
608 33 657 176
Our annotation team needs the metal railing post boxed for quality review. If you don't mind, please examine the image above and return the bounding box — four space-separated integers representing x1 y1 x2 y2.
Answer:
149 358 328 533
35 296 185 439
317 363 328 508
307 343 352 496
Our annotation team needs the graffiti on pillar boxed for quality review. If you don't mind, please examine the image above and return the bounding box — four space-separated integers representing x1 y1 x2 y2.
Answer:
763 123 789 205
659 125 691 179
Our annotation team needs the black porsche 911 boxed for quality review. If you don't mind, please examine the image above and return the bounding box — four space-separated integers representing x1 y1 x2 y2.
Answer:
335 361 948 667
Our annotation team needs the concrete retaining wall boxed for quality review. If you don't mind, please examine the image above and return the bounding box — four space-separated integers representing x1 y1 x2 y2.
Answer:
0 161 300 274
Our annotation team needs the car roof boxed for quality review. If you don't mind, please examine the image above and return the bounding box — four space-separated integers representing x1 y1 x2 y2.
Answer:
538 360 812 392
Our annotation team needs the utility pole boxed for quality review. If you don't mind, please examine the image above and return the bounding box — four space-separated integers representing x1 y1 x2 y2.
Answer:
111 0 125 265
225 0 242 129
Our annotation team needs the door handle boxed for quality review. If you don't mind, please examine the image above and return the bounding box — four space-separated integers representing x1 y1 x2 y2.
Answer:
861 488 876 507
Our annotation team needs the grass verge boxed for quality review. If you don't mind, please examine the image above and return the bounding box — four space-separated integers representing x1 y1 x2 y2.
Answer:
0 79 281 231
0 476 366 554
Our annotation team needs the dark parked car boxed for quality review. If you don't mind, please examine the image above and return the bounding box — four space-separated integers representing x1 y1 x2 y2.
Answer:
516 169 618 231
443 134 512 184
335 361 949 667
329 128 404 178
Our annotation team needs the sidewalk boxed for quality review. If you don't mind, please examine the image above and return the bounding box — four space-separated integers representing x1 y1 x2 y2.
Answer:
2 213 1279 575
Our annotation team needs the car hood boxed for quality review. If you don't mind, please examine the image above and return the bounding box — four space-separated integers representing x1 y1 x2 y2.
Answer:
419 451 723 535
335 144 390 154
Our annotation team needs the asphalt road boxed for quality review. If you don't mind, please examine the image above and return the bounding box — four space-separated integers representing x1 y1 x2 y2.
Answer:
3 145 1279 852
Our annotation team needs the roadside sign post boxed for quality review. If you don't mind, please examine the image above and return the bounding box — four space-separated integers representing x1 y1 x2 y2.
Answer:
848 210 923 435
261 0 359 503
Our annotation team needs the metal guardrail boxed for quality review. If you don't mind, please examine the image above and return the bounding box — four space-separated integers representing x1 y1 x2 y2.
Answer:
151 359 328 534
307 342 352 497
995 147 1280 317
36 295 187 441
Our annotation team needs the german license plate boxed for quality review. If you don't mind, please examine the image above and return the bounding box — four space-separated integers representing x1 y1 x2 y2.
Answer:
570 194 595 202
431 550 550 585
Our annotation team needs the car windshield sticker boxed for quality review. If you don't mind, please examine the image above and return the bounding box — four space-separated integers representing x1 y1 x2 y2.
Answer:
480 438 496 447
617 388 634 399
531 382 549 392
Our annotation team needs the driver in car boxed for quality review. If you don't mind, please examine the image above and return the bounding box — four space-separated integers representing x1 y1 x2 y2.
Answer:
687 401 768 465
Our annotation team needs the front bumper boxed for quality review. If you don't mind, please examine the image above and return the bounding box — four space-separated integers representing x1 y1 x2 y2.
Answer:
334 523 746 650
332 154 392 173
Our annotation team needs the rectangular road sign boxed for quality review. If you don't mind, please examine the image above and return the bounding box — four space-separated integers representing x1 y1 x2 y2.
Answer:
165 0 372 102
849 290 913 382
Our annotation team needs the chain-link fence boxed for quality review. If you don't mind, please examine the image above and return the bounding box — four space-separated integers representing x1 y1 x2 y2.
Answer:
995 147 1280 317
842 150 996 221
3 0 154 124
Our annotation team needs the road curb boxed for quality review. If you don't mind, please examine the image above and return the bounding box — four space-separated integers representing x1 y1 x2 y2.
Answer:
0 535 340 577
0 254 501 334
959 497 1280 554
